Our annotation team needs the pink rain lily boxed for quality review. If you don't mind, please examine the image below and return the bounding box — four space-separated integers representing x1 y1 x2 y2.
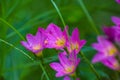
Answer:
21 28 46 56
103 16 120 43
92 36 119 70
50 51 80 78
45 23 68 49
101 56 120 70
67 28 86 54
103 26 116 42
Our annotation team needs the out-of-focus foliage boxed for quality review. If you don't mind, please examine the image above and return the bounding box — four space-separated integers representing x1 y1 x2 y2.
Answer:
0 0 120 80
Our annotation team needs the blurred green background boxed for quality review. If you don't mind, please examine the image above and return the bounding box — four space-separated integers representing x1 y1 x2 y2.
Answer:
0 0 120 80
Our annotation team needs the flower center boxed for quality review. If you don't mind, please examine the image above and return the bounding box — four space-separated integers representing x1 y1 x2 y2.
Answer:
56 38 65 47
64 65 75 73
108 47 117 56
71 43 79 51
33 45 41 51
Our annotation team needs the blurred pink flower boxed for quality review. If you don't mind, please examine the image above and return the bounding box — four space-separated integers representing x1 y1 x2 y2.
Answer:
103 16 120 44
103 26 116 42
50 51 80 77
45 23 68 49
21 28 46 56
67 28 86 54
92 36 119 70
116 0 120 4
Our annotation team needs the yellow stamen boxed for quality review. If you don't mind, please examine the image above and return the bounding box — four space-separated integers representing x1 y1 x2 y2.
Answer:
65 65 75 73
108 47 117 56
33 45 41 51
71 43 79 51
55 37 65 47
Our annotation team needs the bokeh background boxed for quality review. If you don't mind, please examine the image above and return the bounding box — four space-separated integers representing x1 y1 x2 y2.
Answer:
0 0 120 80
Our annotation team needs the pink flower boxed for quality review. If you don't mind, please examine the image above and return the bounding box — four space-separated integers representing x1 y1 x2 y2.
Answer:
45 23 68 49
92 36 119 70
103 16 120 43
103 26 116 42
101 56 120 70
21 28 46 56
50 51 80 77
116 0 120 4
67 28 86 54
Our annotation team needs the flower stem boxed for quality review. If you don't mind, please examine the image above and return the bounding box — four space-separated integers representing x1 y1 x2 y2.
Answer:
39 60 50 80
0 18 25 40
51 0 66 27
80 51 101 80
78 0 100 35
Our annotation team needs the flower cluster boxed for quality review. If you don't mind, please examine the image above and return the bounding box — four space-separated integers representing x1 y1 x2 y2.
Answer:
92 16 120 70
21 23 86 80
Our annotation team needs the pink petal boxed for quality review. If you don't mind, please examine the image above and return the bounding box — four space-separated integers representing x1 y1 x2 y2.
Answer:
64 76 71 80
49 62 64 72
38 27 45 32
101 57 120 70
71 28 79 42
38 27 46 41
92 43 104 52
92 52 106 63
103 26 116 41
63 26 69 42
111 16 120 25
21 41 31 51
55 72 65 77
26 34 35 45
46 23 62 37
79 40 86 49
96 36 114 51
76 58 80 66
69 51 80 66
69 51 77 63
58 52 70 67
35 31 42 43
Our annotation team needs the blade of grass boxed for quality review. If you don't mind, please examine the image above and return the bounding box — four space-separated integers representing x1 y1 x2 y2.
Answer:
11 53 19 80
6 10 55 38
5 0 20 19
51 0 70 40
0 38 33 61
51 0 101 80
0 39 50 80
78 0 100 35
80 51 101 80
51 0 66 27
41 72 45 80
0 18 25 40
